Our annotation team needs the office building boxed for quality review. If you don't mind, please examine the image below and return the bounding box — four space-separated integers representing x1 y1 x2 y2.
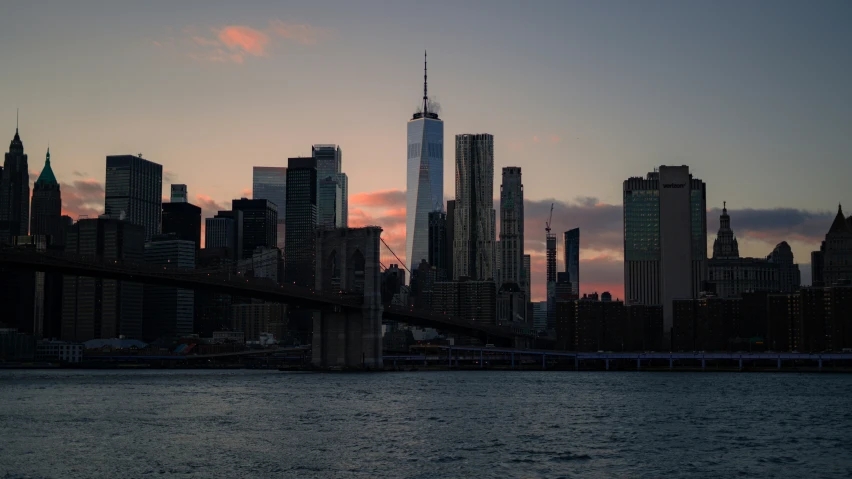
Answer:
766 241 801 292
406 53 444 272
170 184 187 203
30 148 62 245
446 200 455 280
252 166 287 249
105 155 163 241
0 125 29 243
237 247 282 283
232 198 277 260
144 235 195 340
523 254 531 305
206 210 243 260
162 187 201 249
497 283 526 325
62 217 145 342
499 167 525 290
284 158 317 287
623 165 707 332
453 133 495 281
428 211 448 280
812 205 852 286
313 145 347 228
564 228 580 296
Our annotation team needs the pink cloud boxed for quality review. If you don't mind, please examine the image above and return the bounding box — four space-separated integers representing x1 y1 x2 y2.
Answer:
350 189 405 208
550 135 560 144
61 178 105 220
218 26 269 56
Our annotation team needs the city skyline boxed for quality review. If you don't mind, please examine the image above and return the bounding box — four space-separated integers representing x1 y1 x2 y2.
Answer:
2 1 851 299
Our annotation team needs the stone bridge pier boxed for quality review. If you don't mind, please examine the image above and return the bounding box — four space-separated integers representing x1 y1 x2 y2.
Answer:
312 227 383 369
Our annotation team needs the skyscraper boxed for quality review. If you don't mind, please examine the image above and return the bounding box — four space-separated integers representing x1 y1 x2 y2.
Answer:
62 218 145 341
104 155 163 241
232 198 277 260
30 148 62 244
162 185 201 249
143 235 195 340
623 165 707 334
499 167 524 287
170 184 187 203
284 158 317 287
428 211 448 280
453 133 495 281
252 166 287 249
814 204 852 285
564 228 580 296
313 145 347 228
446 200 455 281
406 52 444 272
0 124 29 243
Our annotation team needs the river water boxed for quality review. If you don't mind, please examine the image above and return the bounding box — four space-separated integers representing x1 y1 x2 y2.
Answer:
1 370 850 478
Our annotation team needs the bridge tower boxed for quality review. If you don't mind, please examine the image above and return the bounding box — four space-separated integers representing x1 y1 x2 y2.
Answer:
313 227 383 368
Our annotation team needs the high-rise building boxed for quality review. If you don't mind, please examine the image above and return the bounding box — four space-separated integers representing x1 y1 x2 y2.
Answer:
813 205 852 286
428 211 448 280
318 176 343 229
105 155 163 241
453 133 495 281
313 145 347 228
232 198 277 260
144 235 195 340
206 210 243 260
766 241 801 292
162 186 201 249
252 166 287 249
523 254 531 304
30 148 62 244
284 158 317 287
564 228 580 296
0 125 29 243
446 200 455 280
406 53 444 272
62 217 145 341
546 228 557 328
499 167 524 287
170 184 187 203
623 165 707 333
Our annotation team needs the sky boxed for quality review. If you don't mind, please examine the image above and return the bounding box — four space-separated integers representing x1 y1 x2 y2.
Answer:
2 0 851 300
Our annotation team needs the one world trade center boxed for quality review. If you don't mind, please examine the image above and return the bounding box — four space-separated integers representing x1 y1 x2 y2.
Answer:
406 52 443 273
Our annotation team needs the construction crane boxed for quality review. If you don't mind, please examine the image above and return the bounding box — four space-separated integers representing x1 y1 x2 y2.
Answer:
545 203 554 235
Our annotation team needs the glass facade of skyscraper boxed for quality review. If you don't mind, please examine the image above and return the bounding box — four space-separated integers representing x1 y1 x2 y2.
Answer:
252 167 286 249
564 228 580 296
312 145 347 228
104 155 163 242
406 110 443 273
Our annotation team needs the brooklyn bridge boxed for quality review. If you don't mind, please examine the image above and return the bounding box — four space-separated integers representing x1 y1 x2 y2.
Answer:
0 227 537 368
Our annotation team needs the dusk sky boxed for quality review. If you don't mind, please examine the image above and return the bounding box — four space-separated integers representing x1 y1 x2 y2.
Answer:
2 0 850 300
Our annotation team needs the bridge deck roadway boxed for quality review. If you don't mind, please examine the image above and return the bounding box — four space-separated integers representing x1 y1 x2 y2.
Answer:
0 249 531 341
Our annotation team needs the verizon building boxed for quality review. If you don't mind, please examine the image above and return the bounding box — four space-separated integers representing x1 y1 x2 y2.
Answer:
623 166 707 336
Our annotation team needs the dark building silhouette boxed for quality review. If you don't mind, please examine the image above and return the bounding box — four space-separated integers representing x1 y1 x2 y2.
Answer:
445 200 455 281
105 155 163 241
380 264 406 306
206 210 243 261
428 211 448 280
30 148 62 245
162 201 202 249
812 205 852 286
232 198 277 260
284 158 317 288
564 228 580 296
0 125 29 243
61 217 145 342
144 235 195 340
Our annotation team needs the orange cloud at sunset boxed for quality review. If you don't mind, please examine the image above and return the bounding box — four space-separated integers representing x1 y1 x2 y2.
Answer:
218 26 269 56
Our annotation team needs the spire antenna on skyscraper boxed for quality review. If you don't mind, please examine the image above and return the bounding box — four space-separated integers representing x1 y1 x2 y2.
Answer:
423 50 428 115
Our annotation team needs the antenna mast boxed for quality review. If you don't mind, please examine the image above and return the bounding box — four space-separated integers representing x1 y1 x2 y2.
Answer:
423 50 428 114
